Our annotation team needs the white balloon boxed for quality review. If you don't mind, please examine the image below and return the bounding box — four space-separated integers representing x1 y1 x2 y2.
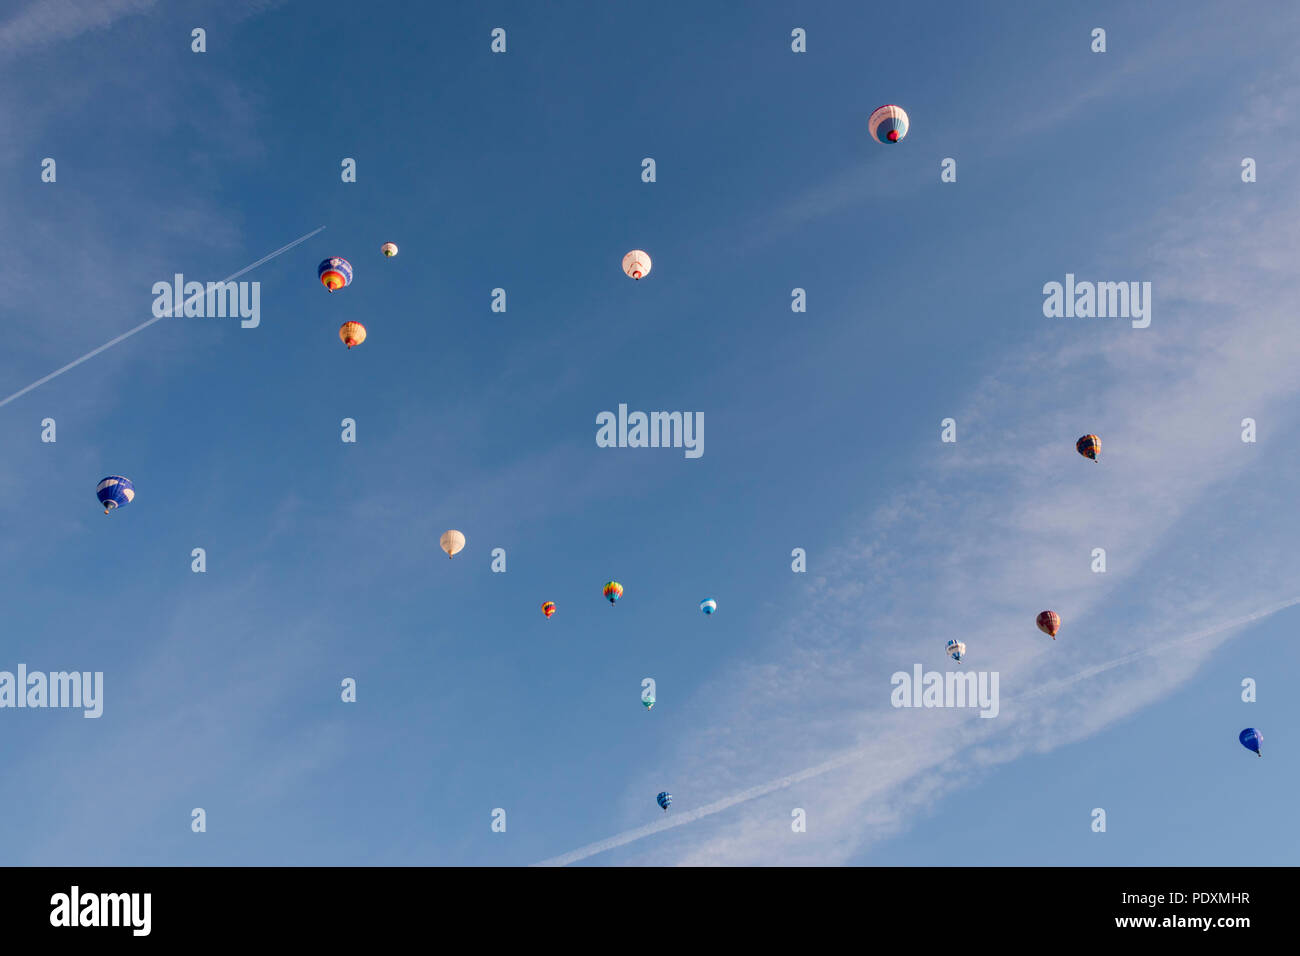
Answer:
622 249 651 280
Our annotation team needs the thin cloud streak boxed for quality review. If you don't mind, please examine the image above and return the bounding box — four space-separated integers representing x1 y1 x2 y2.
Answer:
0 226 324 410
0 0 156 59
533 594 1299 867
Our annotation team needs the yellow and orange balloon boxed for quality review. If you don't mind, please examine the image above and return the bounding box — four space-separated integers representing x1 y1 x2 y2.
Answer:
339 321 367 349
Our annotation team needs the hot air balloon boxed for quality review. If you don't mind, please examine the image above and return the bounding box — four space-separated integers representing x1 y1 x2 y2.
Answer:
1240 728 1262 757
1036 610 1061 639
700 598 717 615
622 250 651 280
96 476 135 515
339 321 367 349
541 601 556 619
657 791 672 812
603 581 623 605
1076 434 1101 461
642 694 655 711
440 530 465 559
947 639 966 663
381 242 398 258
868 104 909 144
318 257 353 292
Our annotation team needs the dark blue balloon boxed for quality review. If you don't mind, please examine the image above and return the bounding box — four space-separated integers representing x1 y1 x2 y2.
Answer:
657 791 672 811
96 476 135 514
1239 728 1262 756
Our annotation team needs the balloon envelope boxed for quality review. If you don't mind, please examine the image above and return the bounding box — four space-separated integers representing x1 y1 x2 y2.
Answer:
1076 434 1101 461
318 257 353 291
1240 728 1262 755
946 639 966 662
381 242 398 257
541 601 556 618
440 530 466 558
868 104 909 143
657 791 672 811
622 250 651 280
96 475 135 514
642 696 655 710
339 321 367 348
700 598 717 615
603 581 623 604
1036 610 1060 638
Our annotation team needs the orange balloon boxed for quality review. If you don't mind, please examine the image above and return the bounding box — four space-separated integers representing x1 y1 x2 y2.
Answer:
339 321 367 349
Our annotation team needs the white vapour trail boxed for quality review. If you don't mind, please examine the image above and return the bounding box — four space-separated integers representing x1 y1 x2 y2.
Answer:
1004 594 1300 705
532 595 1300 867
0 225 325 409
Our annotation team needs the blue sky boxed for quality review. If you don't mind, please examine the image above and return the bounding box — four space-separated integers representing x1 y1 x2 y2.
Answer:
0 0 1296 866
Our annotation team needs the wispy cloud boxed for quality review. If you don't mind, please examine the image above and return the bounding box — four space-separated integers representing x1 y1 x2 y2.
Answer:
535 595 1300 865
532 54 1300 866
0 0 157 59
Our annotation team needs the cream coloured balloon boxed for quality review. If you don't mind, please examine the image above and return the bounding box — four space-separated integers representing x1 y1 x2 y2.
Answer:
622 250 651 280
440 529 466 559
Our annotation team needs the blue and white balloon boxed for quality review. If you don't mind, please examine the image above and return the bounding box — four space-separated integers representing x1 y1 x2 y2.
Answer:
700 598 717 615
96 476 135 515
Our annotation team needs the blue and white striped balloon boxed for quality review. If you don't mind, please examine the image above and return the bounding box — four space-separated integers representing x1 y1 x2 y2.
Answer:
868 104 909 144
657 791 672 811
700 598 717 615
96 476 135 514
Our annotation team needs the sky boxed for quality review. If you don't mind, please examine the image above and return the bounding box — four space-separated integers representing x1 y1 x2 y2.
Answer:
0 0 1296 867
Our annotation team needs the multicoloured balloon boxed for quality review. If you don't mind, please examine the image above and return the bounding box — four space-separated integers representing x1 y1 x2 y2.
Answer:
1036 610 1061 639
1240 728 1262 757
657 791 672 812
339 321 367 349
946 639 966 663
541 601 556 619
1076 434 1101 461
96 476 135 515
603 581 623 605
622 250 651 280
642 694 655 711
318 257 353 292
868 104 909 144
381 242 398 258
440 530 466 559
700 598 717 615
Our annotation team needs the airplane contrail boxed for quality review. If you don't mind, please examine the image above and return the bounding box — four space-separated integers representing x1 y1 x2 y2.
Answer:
0 225 325 409
1003 593 1300 704
532 594 1300 866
